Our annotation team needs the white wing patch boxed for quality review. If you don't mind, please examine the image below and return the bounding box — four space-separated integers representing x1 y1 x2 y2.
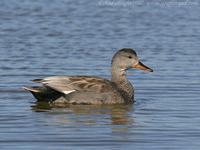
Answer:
63 90 76 95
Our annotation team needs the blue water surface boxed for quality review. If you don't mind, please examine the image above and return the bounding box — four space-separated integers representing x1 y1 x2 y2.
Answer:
0 0 200 149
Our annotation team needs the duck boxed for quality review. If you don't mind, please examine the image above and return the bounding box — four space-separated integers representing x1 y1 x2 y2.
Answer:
24 48 153 105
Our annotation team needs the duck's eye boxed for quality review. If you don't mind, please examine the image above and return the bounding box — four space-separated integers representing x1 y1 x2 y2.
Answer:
128 56 132 59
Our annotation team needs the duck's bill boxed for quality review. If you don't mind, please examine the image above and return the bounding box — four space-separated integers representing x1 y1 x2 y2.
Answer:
134 61 153 72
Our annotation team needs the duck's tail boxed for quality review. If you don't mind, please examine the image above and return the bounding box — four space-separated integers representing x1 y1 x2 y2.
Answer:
23 86 63 102
23 86 40 93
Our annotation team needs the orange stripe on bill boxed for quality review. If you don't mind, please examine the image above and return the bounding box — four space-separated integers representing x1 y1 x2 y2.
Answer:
133 61 153 72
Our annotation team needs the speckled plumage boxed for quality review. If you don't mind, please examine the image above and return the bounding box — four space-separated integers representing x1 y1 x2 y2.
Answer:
24 48 153 105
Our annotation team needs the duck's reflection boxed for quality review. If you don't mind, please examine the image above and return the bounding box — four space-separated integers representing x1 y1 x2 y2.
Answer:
32 102 134 126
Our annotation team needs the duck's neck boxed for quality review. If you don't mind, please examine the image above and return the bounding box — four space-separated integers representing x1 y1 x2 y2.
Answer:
111 66 133 102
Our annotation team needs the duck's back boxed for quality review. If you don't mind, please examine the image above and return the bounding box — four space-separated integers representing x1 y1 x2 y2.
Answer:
25 76 125 105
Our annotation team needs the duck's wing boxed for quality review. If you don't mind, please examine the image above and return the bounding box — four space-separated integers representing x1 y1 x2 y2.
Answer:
33 76 113 95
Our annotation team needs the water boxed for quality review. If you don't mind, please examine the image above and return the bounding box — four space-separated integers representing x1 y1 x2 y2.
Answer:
0 0 200 149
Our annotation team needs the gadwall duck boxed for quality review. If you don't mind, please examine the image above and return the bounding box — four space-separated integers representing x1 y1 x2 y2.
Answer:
24 48 153 105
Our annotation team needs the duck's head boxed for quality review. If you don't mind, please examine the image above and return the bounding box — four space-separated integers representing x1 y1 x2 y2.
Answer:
112 48 153 72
